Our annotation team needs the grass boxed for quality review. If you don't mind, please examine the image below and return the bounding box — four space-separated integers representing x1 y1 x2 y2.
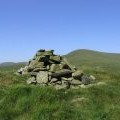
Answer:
0 50 120 120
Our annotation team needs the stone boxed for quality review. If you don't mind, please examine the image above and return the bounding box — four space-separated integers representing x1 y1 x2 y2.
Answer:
50 69 72 77
36 56 49 62
50 78 58 83
44 50 54 55
72 70 84 80
81 75 91 85
89 75 96 81
50 55 61 62
61 77 73 81
38 49 45 52
27 77 36 84
71 79 82 85
59 62 71 70
22 66 31 75
36 71 49 84
55 80 69 89
55 85 66 90
71 85 80 89
17 67 23 74
27 66 34 72
33 67 47 72
49 64 61 72
61 80 70 89
33 68 41 72
56 81 62 85
30 72 38 76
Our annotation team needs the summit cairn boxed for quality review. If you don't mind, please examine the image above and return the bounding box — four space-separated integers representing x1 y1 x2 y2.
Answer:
18 49 94 89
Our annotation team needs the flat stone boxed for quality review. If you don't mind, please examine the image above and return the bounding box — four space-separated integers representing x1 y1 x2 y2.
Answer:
49 64 61 72
50 55 61 63
33 68 41 72
71 79 82 85
55 84 68 90
72 70 84 80
50 78 58 83
27 77 36 84
36 71 49 84
56 81 62 85
61 77 73 81
30 72 38 76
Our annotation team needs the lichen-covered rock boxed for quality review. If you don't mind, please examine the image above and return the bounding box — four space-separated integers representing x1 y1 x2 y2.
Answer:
72 70 84 80
36 71 49 84
71 79 82 85
81 75 91 85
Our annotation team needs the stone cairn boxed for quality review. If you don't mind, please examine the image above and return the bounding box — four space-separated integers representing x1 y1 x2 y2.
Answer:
17 49 95 89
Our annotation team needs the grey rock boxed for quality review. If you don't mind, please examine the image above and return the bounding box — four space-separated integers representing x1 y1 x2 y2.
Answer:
55 81 69 89
30 72 38 76
61 77 73 81
50 78 58 83
17 67 23 74
33 68 41 72
71 79 82 85
50 69 72 77
56 81 62 85
72 70 84 80
81 75 91 85
27 77 36 84
36 71 49 84
89 75 96 81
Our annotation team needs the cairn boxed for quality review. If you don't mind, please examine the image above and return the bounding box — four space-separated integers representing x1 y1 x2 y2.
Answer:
17 49 95 89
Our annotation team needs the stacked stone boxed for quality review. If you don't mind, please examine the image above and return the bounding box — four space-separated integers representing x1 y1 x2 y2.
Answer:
18 49 95 89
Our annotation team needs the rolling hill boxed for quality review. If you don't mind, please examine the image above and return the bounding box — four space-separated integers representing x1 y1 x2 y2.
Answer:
65 49 120 71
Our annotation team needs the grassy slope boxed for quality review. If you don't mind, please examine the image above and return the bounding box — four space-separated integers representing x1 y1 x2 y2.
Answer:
66 49 120 72
0 50 120 120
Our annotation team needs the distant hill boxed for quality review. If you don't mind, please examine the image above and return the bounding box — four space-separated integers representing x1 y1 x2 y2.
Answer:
65 49 120 71
1 49 120 71
0 62 26 67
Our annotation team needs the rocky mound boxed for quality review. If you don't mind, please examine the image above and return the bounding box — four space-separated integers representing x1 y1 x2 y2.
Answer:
17 49 95 89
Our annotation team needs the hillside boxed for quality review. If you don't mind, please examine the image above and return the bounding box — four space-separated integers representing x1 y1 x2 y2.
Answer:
0 62 16 67
0 62 26 67
65 49 120 72
0 49 120 120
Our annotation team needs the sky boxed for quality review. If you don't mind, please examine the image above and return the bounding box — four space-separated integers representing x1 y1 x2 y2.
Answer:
0 0 120 62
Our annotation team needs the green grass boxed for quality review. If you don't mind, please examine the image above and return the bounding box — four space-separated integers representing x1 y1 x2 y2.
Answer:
66 49 120 71
0 50 120 120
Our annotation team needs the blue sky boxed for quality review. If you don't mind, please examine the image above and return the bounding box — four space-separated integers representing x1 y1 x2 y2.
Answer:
0 0 120 62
